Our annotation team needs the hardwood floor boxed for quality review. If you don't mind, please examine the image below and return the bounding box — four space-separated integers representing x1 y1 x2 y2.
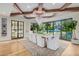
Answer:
0 40 32 56
0 39 79 56
61 40 79 56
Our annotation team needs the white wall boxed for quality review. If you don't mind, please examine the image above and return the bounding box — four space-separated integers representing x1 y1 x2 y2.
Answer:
0 3 13 16
0 16 11 41
0 3 13 41
39 12 79 22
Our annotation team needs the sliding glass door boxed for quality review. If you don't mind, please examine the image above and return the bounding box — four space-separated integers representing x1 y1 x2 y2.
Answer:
11 20 24 39
31 18 74 41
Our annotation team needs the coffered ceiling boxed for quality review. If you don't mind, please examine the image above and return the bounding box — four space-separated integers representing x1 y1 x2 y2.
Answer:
11 3 79 13
0 3 79 19
11 3 66 13
10 3 79 19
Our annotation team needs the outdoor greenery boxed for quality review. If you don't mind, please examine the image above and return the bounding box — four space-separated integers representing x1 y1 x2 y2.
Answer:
61 20 77 32
31 18 78 41
44 22 54 33
31 18 77 36
60 20 77 40
31 22 55 33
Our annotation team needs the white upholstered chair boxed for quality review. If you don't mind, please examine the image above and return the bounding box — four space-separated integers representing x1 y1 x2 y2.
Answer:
47 35 60 50
29 31 37 44
36 35 45 47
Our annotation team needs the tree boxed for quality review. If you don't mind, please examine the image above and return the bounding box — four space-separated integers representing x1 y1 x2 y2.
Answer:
61 20 77 40
62 20 77 32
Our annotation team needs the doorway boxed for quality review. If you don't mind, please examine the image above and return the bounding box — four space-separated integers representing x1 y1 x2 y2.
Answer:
11 20 24 39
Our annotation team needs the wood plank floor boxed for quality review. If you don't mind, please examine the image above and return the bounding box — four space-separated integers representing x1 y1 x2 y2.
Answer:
61 40 79 56
0 40 32 56
0 40 79 56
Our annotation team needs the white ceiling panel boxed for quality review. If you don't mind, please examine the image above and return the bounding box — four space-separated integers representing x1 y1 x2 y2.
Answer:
17 3 38 12
0 3 13 16
68 3 79 8
11 5 20 13
43 3 65 9
12 3 65 12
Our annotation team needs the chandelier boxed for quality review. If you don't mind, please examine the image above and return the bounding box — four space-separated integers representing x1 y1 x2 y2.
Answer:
34 3 45 16
33 3 56 25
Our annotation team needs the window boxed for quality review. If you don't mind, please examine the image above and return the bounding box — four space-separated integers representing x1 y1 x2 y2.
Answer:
11 20 24 39
31 18 76 41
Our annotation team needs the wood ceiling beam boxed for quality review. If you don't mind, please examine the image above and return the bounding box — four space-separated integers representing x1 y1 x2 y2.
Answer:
10 3 79 19
11 12 22 16
14 3 23 13
42 13 56 18
10 12 33 16
11 3 35 19
44 7 79 12
11 7 79 16
60 3 72 10
23 16 35 19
